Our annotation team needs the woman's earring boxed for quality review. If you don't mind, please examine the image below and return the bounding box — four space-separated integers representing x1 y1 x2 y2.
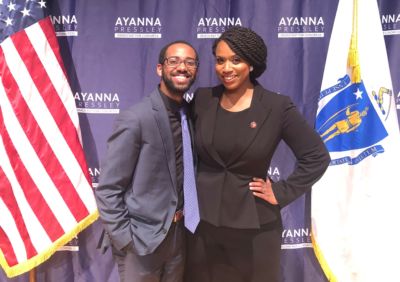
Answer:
250 66 254 72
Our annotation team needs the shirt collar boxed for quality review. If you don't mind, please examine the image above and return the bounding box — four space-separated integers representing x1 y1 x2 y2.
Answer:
158 86 187 113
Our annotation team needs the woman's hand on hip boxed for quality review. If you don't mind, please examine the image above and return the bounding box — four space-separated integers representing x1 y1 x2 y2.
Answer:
249 177 278 205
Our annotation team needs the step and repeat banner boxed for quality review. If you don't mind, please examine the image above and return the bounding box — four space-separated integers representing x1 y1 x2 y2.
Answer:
2 0 399 281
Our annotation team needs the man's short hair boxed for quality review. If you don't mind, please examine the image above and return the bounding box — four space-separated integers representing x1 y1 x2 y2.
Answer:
158 40 199 64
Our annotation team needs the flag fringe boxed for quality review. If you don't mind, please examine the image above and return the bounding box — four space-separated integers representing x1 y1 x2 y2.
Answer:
311 232 338 282
0 210 99 278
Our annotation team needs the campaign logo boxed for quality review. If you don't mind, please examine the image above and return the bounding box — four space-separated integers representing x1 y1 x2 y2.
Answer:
381 13 400 36
196 17 242 39
184 92 194 103
281 228 312 249
277 16 325 38
114 17 162 39
50 14 78 37
268 166 281 183
316 75 390 166
74 91 120 114
88 167 100 188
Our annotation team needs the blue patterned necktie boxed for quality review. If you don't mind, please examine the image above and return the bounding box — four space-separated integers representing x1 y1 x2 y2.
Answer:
180 108 200 233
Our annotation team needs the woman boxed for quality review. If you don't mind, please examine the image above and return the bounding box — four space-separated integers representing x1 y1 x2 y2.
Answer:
187 27 330 282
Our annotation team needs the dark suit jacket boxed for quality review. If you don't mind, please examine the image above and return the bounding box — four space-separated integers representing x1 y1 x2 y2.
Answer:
95 89 181 255
192 83 330 229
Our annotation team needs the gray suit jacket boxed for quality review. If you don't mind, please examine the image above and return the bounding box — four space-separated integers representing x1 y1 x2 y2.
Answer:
95 89 180 255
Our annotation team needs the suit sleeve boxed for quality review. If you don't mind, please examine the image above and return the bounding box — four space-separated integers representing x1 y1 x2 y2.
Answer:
94 110 141 250
271 97 331 207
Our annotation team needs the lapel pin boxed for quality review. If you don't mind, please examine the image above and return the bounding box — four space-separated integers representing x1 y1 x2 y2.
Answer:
249 121 257 129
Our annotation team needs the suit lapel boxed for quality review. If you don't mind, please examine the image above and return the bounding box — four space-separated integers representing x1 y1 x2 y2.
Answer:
199 86 225 167
150 89 177 191
199 85 273 167
227 85 272 165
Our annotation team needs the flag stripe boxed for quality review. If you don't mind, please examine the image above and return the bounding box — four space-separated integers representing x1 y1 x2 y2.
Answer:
38 17 69 86
26 21 90 182
0 151 52 260
0 63 79 233
0 168 35 264
0 122 54 254
37 19 85 152
0 209 19 267
11 29 93 215
0 113 65 242
1 36 90 223
25 20 96 211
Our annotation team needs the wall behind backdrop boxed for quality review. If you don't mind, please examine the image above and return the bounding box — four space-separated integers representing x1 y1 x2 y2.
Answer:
2 0 399 281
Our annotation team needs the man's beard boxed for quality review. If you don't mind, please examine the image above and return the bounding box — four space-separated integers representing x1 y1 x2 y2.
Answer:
162 71 195 94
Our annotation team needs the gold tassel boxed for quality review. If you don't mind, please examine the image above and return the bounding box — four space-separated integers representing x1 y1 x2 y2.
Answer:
352 65 361 83
347 0 361 83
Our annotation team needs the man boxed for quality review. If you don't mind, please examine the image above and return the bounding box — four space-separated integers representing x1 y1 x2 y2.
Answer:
321 106 369 142
95 41 199 282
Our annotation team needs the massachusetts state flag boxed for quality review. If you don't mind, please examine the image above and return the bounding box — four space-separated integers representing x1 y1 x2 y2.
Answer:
311 0 400 281
0 0 98 278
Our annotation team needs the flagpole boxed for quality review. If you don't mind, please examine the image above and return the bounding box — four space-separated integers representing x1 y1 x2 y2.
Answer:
29 268 36 282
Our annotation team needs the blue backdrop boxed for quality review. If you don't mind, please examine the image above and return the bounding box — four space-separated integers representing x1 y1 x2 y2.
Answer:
2 0 399 281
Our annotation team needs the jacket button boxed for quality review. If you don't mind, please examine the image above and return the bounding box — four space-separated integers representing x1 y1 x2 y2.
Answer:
171 200 177 206
162 229 167 234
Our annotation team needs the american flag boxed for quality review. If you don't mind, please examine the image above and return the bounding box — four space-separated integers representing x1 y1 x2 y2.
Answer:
0 0 98 278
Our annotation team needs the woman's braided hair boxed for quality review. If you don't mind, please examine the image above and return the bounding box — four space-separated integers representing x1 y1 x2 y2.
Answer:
212 26 267 81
